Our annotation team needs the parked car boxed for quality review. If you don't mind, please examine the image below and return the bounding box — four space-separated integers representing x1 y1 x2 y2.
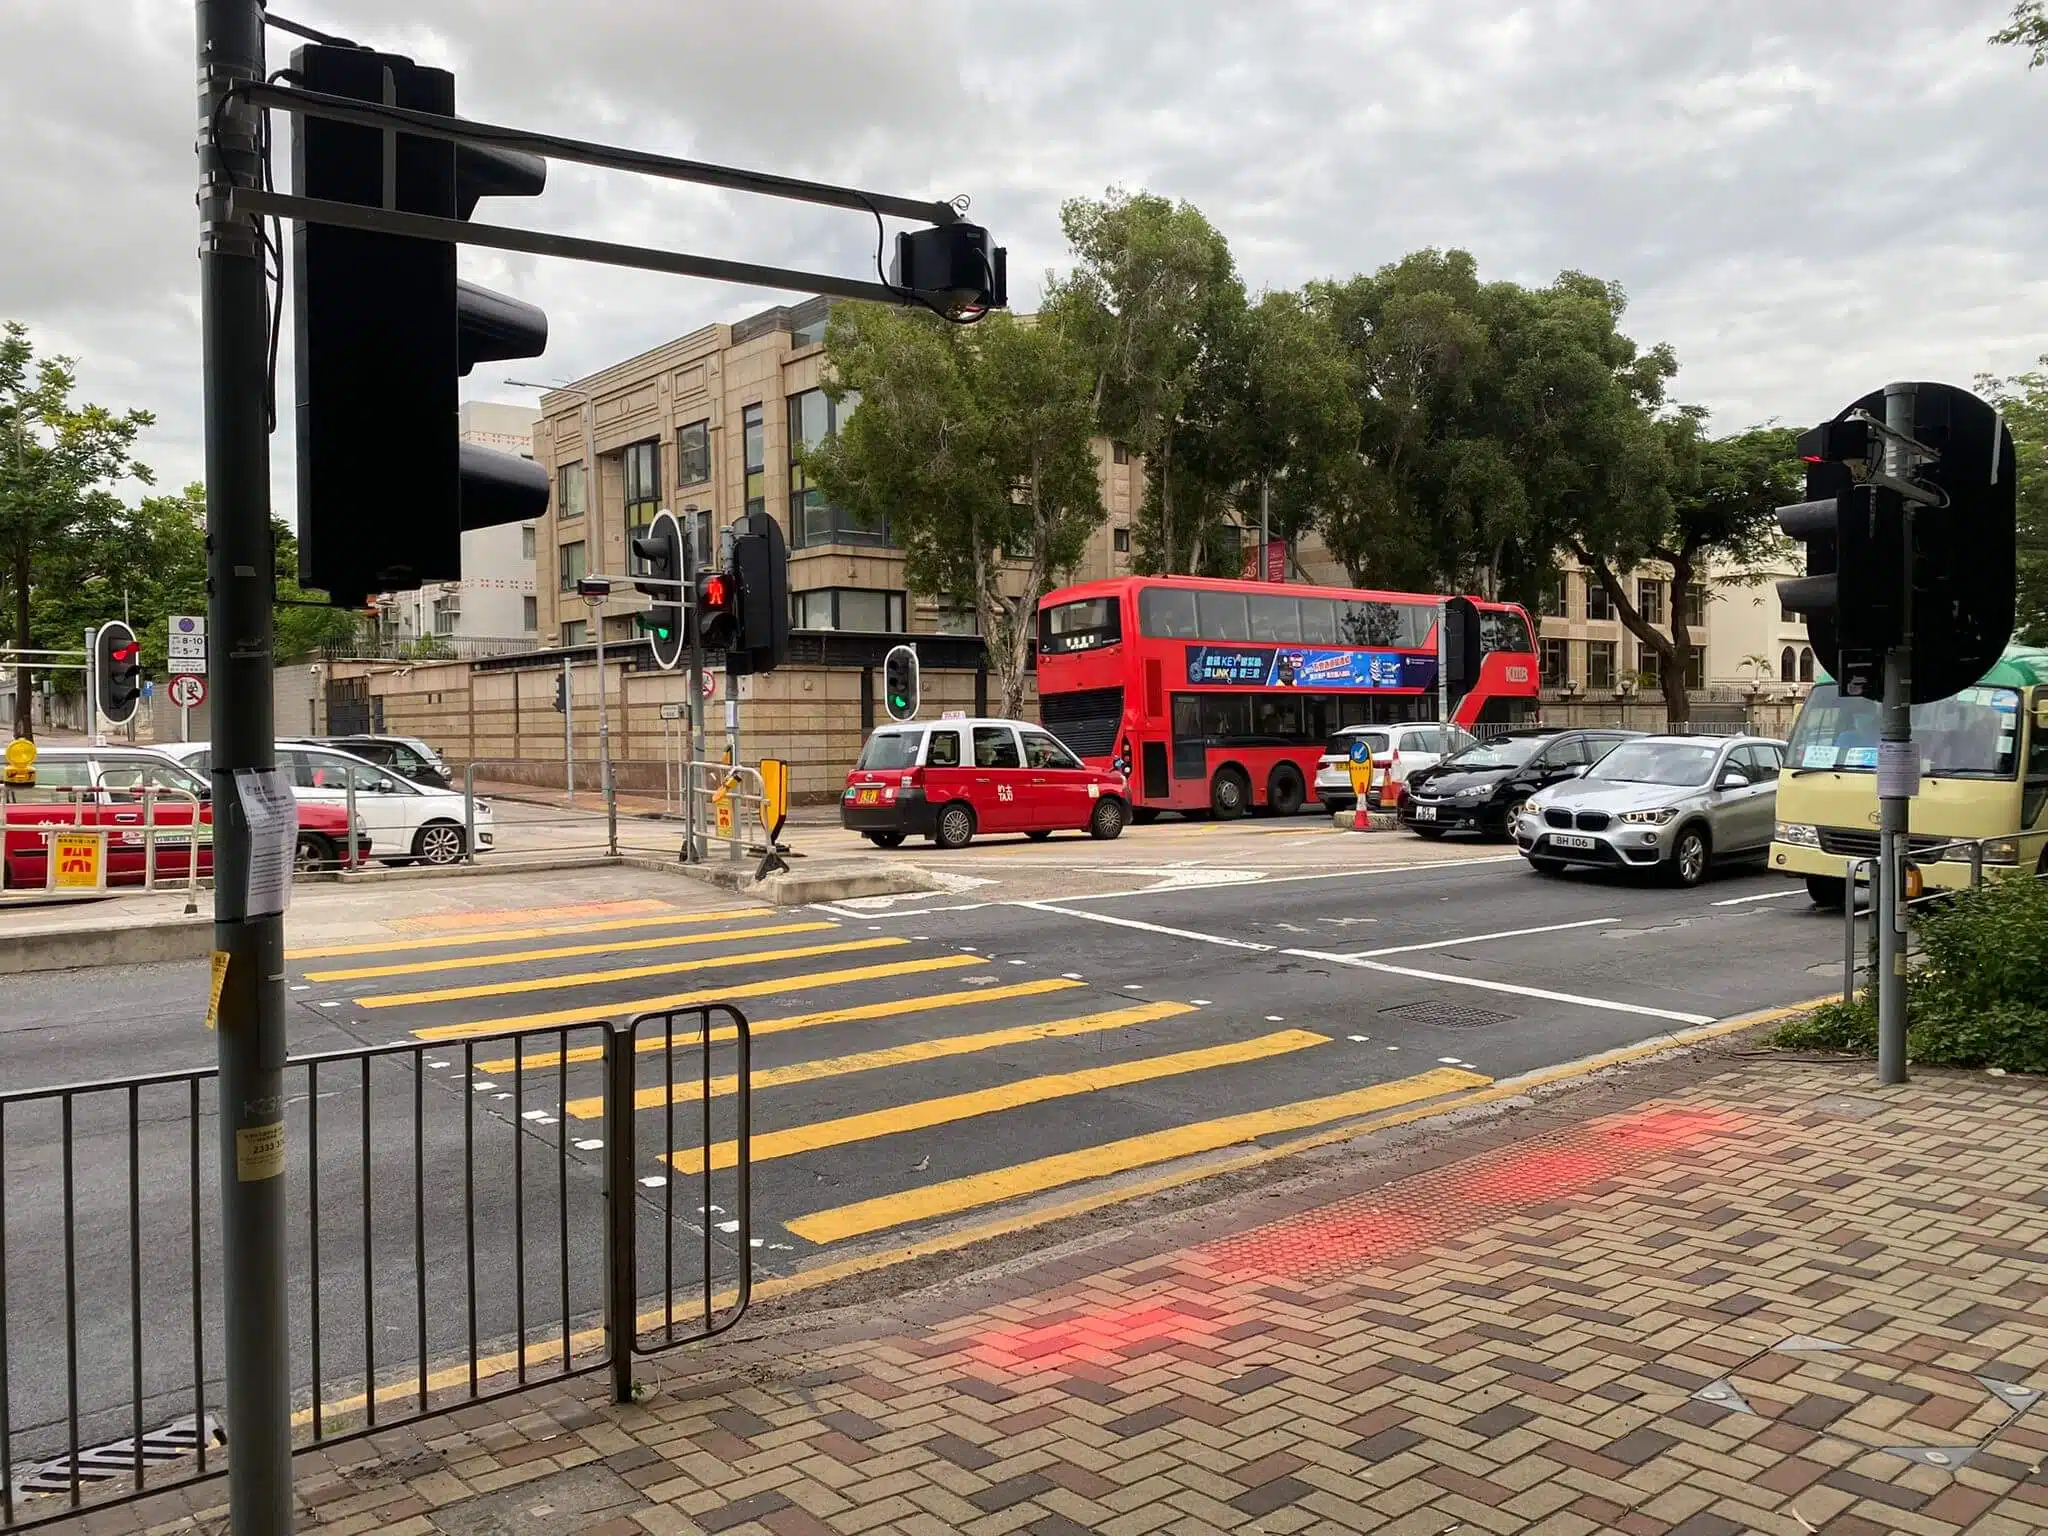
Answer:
1516 734 1787 886
1400 729 1639 839
2 746 368 888
1315 722 1476 812
287 734 454 789
159 741 490 865
842 717 1130 849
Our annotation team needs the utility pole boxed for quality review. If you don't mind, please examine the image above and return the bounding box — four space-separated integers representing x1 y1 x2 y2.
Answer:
196 0 294 1526
1875 382 1917 1086
684 504 706 862
1258 478 1270 583
562 654 575 803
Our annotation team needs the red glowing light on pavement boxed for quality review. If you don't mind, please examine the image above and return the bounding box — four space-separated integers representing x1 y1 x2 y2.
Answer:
969 1303 1222 1371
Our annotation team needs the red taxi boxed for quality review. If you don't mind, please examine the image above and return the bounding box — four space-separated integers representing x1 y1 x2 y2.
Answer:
841 716 1131 849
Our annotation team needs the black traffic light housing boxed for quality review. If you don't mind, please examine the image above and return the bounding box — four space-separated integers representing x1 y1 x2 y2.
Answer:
632 508 686 670
291 44 552 606
95 621 142 727
728 510 790 676
1440 596 1482 707
883 644 920 722
890 225 1007 315
552 673 566 713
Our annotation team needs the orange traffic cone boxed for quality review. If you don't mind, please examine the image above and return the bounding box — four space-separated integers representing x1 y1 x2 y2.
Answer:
1353 804 1370 831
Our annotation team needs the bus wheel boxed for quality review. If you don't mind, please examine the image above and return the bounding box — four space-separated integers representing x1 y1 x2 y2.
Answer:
1210 768 1251 820
1805 875 1846 910
1131 806 1161 825
1266 766 1306 817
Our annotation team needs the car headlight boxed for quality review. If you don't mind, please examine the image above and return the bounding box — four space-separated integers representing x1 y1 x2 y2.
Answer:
1774 821 1820 847
1621 807 1676 825
1456 785 1491 802
1943 837 2019 865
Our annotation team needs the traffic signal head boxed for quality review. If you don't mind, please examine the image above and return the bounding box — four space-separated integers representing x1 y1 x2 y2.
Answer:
728 510 790 676
631 508 686 670
890 224 1008 315
95 621 142 727
291 44 552 606
696 568 738 654
552 673 566 713
1440 596 1482 704
882 644 920 722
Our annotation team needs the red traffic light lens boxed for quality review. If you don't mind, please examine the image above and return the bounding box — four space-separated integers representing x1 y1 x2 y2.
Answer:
112 645 139 665
703 574 728 607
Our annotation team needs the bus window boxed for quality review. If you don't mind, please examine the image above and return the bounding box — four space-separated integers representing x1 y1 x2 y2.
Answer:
1340 600 1402 647
1200 693 1250 741
1298 598 1337 643
1138 586 1200 639
1249 695 1301 743
1247 594 1302 642
1039 596 1122 654
1303 694 1339 743
2026 693 2048 827
1196 591 1249 640
1479 608 1532 654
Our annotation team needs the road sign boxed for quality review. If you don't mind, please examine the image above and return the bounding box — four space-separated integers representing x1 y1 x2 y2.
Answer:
702 673 716 699
169 674 208 710
47 829 107 893
168 614 207 675
660 702 684 721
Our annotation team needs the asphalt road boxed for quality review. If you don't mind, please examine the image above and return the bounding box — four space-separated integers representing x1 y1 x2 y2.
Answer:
0 828 1840 1478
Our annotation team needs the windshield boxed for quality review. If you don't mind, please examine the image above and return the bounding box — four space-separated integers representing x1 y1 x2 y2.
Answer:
1325 730 1388 758
1444 736 1543 771
1589 741 1720 787
1786 683 2021 779
856 731 922 771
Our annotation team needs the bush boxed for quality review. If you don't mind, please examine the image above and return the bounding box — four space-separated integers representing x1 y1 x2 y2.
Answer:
1773 873 2048 1071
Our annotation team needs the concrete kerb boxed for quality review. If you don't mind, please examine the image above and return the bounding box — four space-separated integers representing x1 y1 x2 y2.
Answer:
640 855 935 907
0 912 213 974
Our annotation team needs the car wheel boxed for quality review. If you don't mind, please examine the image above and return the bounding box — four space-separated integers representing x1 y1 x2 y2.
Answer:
1025 829 1054 842
1804 874 1845 909
412 821 466 866
1527 856 1567 876
1210 768 1251 820
1667 825 1710 887
1131 806 1161 825
294 833 337 873
1266 767 1306 818
934 803 976 850
1089 797 1127 841
864 831 906 849
1499 800 1530 841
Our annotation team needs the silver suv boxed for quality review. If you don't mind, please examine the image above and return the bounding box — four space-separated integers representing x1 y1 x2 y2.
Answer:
1516 735 1787 887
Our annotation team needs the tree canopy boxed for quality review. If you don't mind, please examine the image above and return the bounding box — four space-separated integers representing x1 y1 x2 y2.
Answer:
1979 362 2048 645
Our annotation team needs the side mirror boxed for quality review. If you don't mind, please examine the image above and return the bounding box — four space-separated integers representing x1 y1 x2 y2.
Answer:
1570 764 1591 778
375 777 399 794
1718 770 1747 791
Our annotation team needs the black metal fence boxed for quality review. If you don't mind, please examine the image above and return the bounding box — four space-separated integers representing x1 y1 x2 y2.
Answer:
0 1007 749 1529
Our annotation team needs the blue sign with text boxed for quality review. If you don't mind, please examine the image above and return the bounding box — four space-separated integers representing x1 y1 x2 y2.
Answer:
1183 645 1436 691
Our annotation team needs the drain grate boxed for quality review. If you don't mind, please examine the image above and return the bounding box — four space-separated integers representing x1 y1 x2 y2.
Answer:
14 1414 225 1496
1376 1000 1515 1030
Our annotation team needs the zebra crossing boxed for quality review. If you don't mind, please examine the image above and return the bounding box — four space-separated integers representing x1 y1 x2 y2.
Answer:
286 895 1493 1264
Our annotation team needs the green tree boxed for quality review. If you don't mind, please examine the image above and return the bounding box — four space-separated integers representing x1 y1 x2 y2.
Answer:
807 305 1102 717
1045 189 1243 573
272 519 365 658
1978 361 2048 644
1992 0 2048 65
0 322 154 737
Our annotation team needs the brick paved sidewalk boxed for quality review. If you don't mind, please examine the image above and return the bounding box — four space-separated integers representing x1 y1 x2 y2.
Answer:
136 1059 2048 1535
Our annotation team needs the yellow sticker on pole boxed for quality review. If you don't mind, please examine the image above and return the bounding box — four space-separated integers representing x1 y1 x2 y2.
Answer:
205 950 229 1030
47 829 106 892
235 1121 286 1182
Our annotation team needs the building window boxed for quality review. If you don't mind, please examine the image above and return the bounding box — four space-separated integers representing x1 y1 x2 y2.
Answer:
558 461 586 521
522 595 538 631
1112 440 1130 465
742 404 766 518
560 619 588 647
1586 581 1612 621
1780 646 1796 683
1799 646 1815 683
558 540 586 592
1685 644 1706 691
676 420 710 486
1539 572 1569 618
623 440 659 574
1540 638 1570 688
1638 642 1662 688
787 387 886 548
1635 578 1665 626
790 587 906 633
1588 640 1617 691
432 597 458 636
520 525 536 560
935 605 980 636
1113 527 1131 554
1683 583 1705 628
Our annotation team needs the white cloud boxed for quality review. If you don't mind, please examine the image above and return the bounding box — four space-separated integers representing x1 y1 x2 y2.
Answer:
2 0 2044 520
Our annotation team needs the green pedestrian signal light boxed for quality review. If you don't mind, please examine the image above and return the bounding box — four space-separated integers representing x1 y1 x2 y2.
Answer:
882 644 920 723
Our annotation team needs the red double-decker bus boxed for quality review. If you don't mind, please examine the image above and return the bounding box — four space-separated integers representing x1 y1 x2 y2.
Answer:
1035 574 1538 819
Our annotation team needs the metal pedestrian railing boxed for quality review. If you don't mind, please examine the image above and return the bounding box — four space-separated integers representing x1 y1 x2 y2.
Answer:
0 786 204 911
0 1009 750 1530
1837 835 2048 1002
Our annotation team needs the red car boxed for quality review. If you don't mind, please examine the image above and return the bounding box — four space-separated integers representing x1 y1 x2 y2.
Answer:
842 716 1130 850
3 746 367 889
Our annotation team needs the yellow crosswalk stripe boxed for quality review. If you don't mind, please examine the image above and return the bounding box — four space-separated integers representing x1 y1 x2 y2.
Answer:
303 920 836 982
475 976 1087 1074
562 999 1196 1118
287 907 772 960
409 953 988 1041
666 1029 1329 1176
358 936 908 1010
785 1066 1491 1245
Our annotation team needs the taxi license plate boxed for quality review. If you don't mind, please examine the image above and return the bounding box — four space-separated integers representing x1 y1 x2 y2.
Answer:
1413 804 1437 821
1551 833 1595 850
856 788 880 806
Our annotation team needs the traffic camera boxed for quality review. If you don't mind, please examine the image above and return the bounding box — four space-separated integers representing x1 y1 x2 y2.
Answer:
631 509 685 670
883 644 920 722
290 44 552 606
95 621 142 727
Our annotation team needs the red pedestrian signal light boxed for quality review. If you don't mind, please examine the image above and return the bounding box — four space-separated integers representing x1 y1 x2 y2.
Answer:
697 569 738 653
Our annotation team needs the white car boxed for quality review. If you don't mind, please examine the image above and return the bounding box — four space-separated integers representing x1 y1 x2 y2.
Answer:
160 741 491 865
1316 723 1476 811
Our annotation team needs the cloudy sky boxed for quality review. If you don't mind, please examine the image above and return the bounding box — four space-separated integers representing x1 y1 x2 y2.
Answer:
6 0 2046 519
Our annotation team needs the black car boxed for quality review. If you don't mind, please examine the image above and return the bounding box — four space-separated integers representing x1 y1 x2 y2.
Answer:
1399 728 1639 839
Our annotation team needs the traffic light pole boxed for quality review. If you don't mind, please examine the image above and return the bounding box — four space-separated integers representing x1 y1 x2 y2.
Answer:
196 0 294 1527
684 508 707 863
84 626 99 747
1876 382 1918 1086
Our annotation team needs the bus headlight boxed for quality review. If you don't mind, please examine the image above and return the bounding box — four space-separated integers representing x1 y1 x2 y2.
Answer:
1943 837 2020 865
1774 822 1820 847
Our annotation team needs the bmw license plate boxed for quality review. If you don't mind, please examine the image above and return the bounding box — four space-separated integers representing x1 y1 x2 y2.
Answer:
1413 804 1437 821
1551 833 1595 850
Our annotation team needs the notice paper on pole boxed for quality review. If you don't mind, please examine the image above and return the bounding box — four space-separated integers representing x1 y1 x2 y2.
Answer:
1877 739 1921 800
233 768 299 916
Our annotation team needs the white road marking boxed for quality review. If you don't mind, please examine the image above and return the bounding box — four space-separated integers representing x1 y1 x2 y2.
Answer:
1062 972 1084 980
639 1175 667 1188
1346 917 1618 958
1281 947 1716 1026
1711 888 1804 907
1014 901 1275 952
1266 1015 1284 1022
1190 998 1212 1005
574 1139 604 1151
